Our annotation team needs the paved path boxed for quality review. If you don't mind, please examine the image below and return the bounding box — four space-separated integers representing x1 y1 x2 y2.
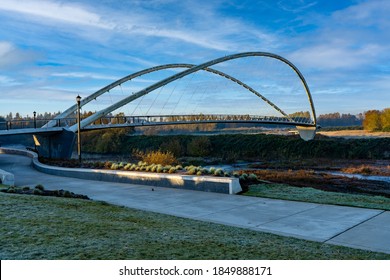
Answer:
1 153 390 255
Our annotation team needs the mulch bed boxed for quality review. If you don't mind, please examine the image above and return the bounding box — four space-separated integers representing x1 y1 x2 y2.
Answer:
240 169 390 198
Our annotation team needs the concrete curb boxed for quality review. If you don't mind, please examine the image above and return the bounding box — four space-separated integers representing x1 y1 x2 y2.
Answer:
0 147 242 194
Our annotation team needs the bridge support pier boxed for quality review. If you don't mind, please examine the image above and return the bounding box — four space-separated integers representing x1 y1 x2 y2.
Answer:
296 126 316 141
34 129 76 159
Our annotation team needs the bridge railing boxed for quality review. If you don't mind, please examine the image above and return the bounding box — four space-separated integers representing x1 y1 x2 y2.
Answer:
0 114 314 131
85 114 314 127
0 118 78 130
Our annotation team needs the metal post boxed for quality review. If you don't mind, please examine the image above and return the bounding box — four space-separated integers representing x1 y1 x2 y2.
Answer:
33 111 36 129
76 95 82 163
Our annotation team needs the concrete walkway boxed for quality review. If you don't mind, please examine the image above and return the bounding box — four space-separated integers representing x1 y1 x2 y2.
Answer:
1 153 390 255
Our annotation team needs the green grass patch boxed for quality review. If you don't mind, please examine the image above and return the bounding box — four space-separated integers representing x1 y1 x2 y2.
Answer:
244 183 390 210
1 192 389 260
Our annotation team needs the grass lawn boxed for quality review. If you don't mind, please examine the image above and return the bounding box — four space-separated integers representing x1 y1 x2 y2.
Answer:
244 183 390 211
1 192 389 260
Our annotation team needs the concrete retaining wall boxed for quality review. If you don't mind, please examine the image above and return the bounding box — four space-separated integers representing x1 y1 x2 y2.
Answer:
0 168 14 186
0 147 242 194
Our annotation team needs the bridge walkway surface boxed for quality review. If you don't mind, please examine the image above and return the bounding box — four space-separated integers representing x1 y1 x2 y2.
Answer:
0 153 389 256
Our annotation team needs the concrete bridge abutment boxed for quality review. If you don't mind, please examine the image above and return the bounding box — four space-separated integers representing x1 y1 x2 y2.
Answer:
34 129 76 159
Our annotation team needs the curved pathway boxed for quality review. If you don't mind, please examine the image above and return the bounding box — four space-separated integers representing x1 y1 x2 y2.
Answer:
1 153 389 255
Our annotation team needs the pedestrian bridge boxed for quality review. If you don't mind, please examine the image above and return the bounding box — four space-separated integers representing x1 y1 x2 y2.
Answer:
0 52 318 158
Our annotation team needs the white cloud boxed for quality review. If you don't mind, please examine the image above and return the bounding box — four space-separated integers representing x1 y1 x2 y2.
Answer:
0 0 112 29
51 72 118 80
0 41 38 68
332 0 390 29
0 0 277 52
0 75 18 85
289 42 383 69
278 0 318 13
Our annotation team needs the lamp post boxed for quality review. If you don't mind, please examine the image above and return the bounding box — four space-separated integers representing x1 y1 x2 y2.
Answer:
76 95 82 163
33 111 36 129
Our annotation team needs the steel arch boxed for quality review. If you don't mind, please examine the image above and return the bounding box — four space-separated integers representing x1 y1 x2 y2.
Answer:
46 62 291 128
67 52 316 132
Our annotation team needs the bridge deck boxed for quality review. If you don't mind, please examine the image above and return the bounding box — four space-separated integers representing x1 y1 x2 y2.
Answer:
0 114 315 135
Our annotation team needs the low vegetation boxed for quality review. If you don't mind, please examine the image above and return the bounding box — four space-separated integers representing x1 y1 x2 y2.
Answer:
1 192 389 260
80 133 390 161
0 184 89 199
341 165 390 176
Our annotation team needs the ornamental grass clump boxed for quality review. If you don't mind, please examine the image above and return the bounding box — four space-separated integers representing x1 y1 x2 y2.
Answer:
151 165 158 172
130 164 137 171
168 167 176 174
188 167 198 175
201 168 209 175
156 165 164 173
111 163 119 170
214 168 223 177
175 165 183 170
124 163 132 170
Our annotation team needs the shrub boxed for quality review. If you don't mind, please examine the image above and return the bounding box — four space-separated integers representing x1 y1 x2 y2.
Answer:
35 184 45 191
168 167 176 174
160 139 184 156
248 173 258 181
209 167 216 174
175 165 183 170
104 161 112 169
33 189 43 195
7 187 16 193
135 150 178 166
187 137 212 157
232 172 240 178
196 171 202 176
22 186 30 191
63 190 72 198
240 173 248 181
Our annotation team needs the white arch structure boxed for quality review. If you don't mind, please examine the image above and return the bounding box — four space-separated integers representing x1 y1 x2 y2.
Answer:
47 52 317 139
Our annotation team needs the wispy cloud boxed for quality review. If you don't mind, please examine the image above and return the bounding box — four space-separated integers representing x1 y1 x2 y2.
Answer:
51 72 118 81
278 0 318 13
0 41 38 69
0 0 112 29
0 0 277 52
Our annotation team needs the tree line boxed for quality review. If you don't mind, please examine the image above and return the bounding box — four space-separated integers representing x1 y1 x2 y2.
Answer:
1 108 389 132
363 108 390 132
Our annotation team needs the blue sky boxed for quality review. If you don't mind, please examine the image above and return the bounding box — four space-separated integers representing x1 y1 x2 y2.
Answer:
0 0 389 118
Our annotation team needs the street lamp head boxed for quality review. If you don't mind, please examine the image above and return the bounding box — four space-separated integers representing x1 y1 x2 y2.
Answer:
33 111 36 116
76 95 81 103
